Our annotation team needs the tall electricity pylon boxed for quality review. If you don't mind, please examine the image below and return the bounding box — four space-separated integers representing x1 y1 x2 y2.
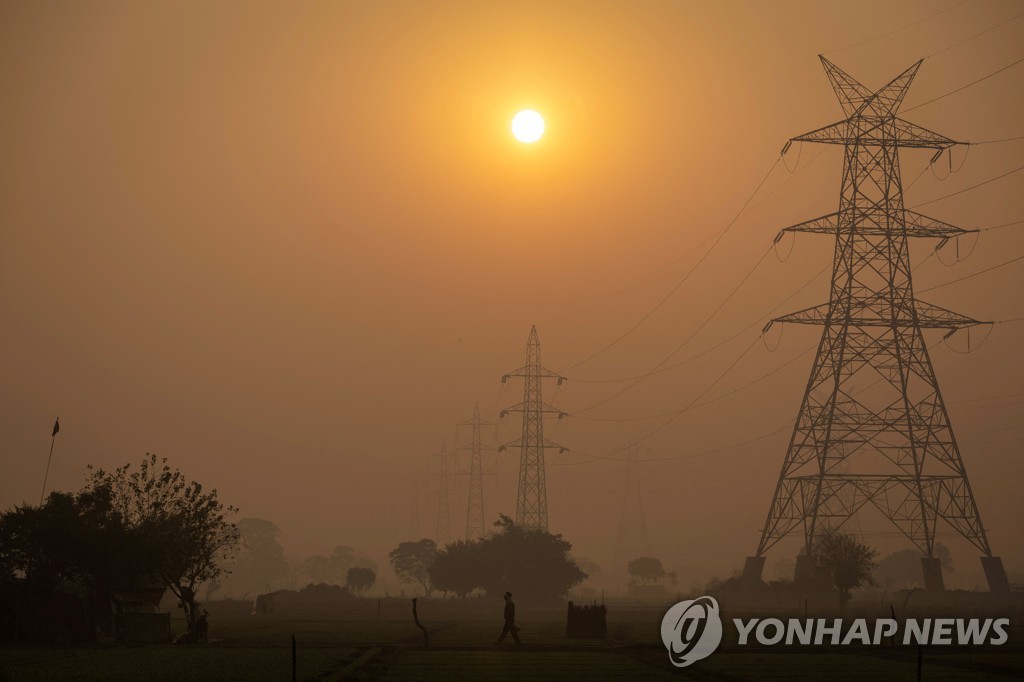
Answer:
499 325 567 531
458 402 494 540
743 56 1009 594
614 445 651 568
432 440 451 547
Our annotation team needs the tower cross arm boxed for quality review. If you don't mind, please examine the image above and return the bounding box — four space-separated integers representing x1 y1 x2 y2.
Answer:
778 209 973 239
501 366 567 384
790 117 961 150
500 401 569 419
497 437 569 453
773 300 987 329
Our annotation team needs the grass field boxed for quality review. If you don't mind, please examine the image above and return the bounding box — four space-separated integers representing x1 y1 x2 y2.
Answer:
2 599 1022 680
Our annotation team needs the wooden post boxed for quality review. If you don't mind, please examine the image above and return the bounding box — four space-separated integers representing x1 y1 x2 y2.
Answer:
291 634 296 682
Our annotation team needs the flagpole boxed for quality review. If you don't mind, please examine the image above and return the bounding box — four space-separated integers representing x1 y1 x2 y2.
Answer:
40 418 59 506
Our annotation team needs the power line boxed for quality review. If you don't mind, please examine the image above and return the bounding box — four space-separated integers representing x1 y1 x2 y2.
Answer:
557 157 782 373
926 8 1024 59
558 334 763 466
909 164 1024 208
918 253 1024 293
979 219 1024 232
571 244 775 414
823 0 969 55
903 55 1024 113
972 135 1024 145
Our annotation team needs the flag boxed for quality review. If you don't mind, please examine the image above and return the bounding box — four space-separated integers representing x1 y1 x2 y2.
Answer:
52 418 59 437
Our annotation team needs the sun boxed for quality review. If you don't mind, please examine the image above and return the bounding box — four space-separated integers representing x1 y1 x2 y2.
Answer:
511 109 545 143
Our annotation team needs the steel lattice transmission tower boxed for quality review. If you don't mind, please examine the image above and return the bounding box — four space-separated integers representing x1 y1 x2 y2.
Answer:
499 325 567 531
433 441 451 547
614 445 651 567
742 56 1009 594
458 401 494 540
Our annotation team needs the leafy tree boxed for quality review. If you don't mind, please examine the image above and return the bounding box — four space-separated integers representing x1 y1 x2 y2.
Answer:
224 518 289 597
85 454 239 635
627 557 666 585
298 545 374 586
815 531 878 608
389 539 436 596
346 566 376 595
0 489 149 636
573 557 602 583
428 516 585 603
429 540 483 598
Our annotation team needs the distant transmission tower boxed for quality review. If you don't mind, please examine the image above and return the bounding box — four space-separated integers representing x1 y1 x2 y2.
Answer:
433 441 451 547
614 445 651 567
458 402 494 540
743 56 1009 593
499 325 567 531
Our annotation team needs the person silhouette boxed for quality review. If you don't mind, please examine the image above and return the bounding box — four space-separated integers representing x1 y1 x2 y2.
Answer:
495 591 521 645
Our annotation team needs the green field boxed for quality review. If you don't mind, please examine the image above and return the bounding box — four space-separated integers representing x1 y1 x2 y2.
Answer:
2 600 1022 680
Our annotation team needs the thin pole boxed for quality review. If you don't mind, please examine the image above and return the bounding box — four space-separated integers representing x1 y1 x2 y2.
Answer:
40 429 58 505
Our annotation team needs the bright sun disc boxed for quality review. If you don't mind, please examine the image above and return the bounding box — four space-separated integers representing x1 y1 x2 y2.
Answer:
512 110 544 143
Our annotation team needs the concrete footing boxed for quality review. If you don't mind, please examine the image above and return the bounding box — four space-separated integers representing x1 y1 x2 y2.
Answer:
921 557 945 591
981 555 1010 594
741 556 766 585
794 554 817 585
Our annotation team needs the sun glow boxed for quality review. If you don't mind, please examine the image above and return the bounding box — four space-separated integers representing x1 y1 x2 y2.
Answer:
511 109 545 143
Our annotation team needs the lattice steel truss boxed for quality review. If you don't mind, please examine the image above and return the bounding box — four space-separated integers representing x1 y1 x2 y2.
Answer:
433 440 451 547
499 326 566 531
458 401 493 540
615 445 652 566
756 57 995 563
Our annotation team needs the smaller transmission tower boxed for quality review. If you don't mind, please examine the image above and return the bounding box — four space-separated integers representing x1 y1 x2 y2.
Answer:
432 441 451 547
458 402 494 540
499 325 567 531
615 446 652 567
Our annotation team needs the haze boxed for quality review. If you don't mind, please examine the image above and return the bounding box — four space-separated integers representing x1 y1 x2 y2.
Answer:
2 0 1022 590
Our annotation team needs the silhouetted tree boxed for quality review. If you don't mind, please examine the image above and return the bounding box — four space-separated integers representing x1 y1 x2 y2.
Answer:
346 567 376 595
298 545 375 587
0 489 148 637
389 539 437 596
627 557 666 585
815 531 878 608
428 516 585 603
85 454 239 636
224 518 288 597
429 540 483 598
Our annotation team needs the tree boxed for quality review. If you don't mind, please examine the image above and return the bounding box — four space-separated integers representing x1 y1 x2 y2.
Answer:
297 545 375 587
429 540 483 598
428 516 586 603
85 454 239 635
224 518 289 597
627 557 666 585
815 531 878 608
346 566 376 595
389 539 436 596
0 489 150 638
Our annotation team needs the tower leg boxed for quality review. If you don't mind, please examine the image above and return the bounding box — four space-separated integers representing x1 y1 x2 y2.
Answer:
741 556 766 586
980 556 1010 594
794 554 817 586
920 557 945 592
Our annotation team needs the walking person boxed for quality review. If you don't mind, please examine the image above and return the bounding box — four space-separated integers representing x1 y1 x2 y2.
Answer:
495 591 521 644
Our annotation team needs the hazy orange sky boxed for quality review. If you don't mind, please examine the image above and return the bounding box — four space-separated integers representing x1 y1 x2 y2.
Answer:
2 0 1022 590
